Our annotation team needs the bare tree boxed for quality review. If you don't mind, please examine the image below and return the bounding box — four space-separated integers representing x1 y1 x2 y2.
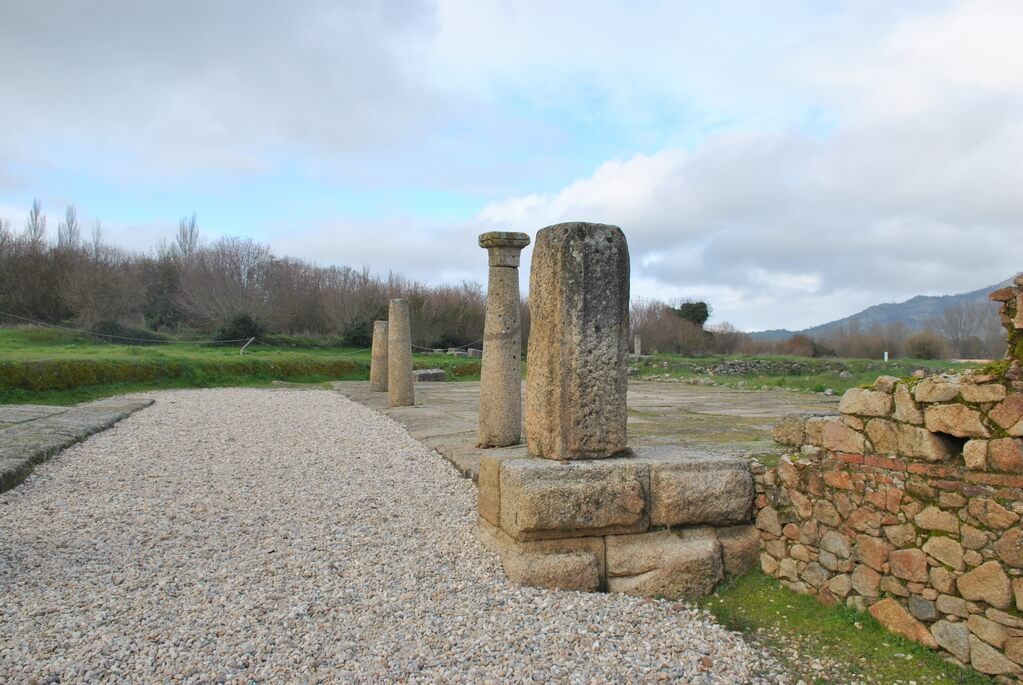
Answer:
176 212 199 256
57 205 80 249
24 199 46 246
933 302 988 357
90 220 104 260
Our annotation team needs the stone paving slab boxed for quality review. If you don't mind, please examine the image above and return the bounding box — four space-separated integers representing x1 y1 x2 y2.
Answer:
0 398 154 492
334 380 839 481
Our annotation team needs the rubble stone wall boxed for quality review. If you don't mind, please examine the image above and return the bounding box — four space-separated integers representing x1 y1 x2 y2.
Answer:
758 340 1023 677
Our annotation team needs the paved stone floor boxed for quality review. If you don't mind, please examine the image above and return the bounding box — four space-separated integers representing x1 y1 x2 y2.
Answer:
0 398 154 492
335 380 839 480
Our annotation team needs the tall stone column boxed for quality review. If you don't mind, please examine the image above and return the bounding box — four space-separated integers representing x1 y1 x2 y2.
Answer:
478 231 531 448
525 222 630 460
387 299 414 407
369 320 388 392
634 335 642 356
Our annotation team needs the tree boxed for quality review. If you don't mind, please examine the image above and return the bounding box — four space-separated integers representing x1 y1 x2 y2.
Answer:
176 212 199 256
24 199 46 246
673 300 711 327
904 330 949 360
57 205 80 249
933 302 989 357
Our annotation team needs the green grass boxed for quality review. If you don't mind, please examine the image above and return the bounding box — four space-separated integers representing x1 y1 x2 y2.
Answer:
633 353 977 395
701 570 995 684
0 327 481 404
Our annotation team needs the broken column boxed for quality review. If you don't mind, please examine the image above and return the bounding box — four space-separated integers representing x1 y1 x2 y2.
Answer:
525 222 630 459
478 231 530 448
634 335 642 356
369 320 388 392
387 299 414 407
477 221 757 599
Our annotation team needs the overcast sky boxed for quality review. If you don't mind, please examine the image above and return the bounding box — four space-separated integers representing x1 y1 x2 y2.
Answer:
1 0 1021 331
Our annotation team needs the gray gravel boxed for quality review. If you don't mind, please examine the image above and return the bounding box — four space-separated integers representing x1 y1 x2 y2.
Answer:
0 388 790 683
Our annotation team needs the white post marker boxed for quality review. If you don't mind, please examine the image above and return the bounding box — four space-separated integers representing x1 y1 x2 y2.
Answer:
884 350 889 363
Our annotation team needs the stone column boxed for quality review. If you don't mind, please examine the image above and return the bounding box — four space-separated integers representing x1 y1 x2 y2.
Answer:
634 335 642 356
525 222 630 460
387 299 414 407
478 231 531 448
369 320 388 392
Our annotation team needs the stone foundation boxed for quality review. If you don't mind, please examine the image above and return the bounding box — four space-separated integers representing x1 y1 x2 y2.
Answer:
759 362 1023 677
478 446 758 598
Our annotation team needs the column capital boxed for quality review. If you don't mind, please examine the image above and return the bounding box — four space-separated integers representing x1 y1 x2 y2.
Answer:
479 231 530 268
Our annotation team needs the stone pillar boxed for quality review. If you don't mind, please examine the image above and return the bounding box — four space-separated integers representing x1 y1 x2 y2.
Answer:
525 222 630 460
478 231 531 448
387 299 414 407
634 335 642 356
369 320 389 392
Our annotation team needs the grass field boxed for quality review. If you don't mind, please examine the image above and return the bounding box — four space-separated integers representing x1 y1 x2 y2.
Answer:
702 570 994 684
0 327 481 404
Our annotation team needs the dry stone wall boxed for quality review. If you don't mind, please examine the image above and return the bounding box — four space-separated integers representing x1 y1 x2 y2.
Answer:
758 281 1023 679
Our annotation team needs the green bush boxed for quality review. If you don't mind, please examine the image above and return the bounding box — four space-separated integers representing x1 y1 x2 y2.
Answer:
91 320 169 346
214 314 262 342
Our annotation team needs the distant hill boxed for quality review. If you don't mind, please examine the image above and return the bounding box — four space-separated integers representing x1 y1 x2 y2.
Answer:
750 276 1015 341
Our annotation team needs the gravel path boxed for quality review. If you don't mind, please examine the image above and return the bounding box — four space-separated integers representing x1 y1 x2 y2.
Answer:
0 388 790 683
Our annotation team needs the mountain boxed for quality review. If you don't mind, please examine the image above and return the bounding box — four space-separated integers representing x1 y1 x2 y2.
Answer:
750 276 1015 341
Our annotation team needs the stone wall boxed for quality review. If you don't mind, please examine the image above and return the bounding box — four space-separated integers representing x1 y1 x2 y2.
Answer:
758 329 1023 678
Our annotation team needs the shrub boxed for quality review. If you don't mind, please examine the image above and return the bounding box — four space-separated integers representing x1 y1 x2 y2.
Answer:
214 314 262 342
903 330 949 360
91 320 169 346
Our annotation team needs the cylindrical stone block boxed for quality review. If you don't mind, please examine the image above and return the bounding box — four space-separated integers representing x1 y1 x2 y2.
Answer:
387 299 414 407
369 320 389 391
478 231 531 448
525 222 630 460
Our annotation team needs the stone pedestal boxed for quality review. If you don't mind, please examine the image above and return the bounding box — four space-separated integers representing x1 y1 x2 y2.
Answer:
478 231 530 448
387 299 414 408
477 447 757 596
369 320 388 392
525 222 630 460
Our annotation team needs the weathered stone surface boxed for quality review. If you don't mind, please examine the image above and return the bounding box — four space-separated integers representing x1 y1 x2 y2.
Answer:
477 454 507 526
760 553 779 575
498 457 648 540
961 383 1007 403
525 222 629 460
991 394 1023 431
369 320 388 391
839 388 892 417
914 506 959 534
772 414 807 447
968 615 1008 649
873 375 900 393
865 419 898 454
970 636 1021 675
890 548 929 582
387 299 415 408
894 384 924 424
855 534 892 571
924 404 989 438
908 595 937 621
646 451 753 526
964 440 988 470
961 524 989 550
896 424 956 462
915 377 961 403
922 536 965 570
1005 638 1023 666
851 564 880 597
478 231 530 449
931 620 971 662
755 506 782 537
821 530 852 558
989 438 1023 473
804 417 831 446
994 529 1023 568
814 500 842 527
884 523 916 548
606 528 723 600
968 498 1020 529
828 573 852 598
880 575 908 597
869 598 938 648
1015 578 1023 611
717 525 760 577
823 420 865 453
801 562 830 588
937 594 970 617
413 368 446 382
930 566 955 594
478 517 605 592
958 561 1012 609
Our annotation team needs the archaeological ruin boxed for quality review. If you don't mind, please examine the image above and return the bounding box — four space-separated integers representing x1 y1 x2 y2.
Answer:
476 222 758 598
369 320 388 392
387 299 414 408
757 275 1023 676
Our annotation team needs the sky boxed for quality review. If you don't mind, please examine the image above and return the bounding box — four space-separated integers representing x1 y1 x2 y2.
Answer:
1 0 1021 331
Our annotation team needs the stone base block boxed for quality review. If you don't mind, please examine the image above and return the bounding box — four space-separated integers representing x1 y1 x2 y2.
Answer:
413 368 446 382
606 528 723 600
478 518 604 592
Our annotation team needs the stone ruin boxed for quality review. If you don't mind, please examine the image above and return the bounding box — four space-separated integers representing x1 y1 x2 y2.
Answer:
475 222 758 598
757 274 1023 677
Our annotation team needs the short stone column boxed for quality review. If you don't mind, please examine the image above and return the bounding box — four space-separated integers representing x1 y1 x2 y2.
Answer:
478 231 531 448
525 222 630 459
369 320 388 392
634 335 642 356
387 299 414 407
